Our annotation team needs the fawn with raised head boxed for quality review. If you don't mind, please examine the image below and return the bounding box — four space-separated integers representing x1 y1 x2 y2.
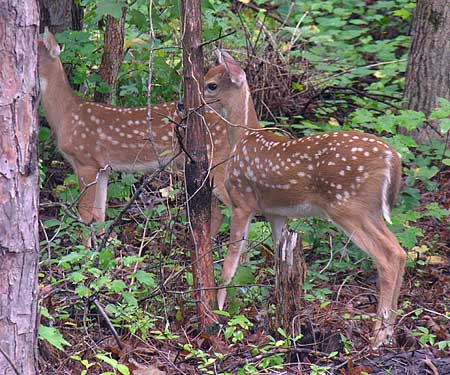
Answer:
204 51 406 347
38 28 231 238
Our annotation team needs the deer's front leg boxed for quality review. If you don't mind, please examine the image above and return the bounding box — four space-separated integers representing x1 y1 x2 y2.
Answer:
210 166 233 239
210 195 225 239
75 164 108 247
267 215 287 250
76 165 101 224
92 167 109 223
218 207 254 310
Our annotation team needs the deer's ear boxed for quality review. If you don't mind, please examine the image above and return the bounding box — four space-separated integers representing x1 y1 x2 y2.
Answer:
217 50 246 86
43 27 61 59
214 48 223 64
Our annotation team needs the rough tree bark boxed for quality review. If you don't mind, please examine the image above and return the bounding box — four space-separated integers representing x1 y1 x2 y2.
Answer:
181 0 216 329
404 0 450 144
0 1 40 374
273 229 306 336
94 9 127 104
39 0 83 33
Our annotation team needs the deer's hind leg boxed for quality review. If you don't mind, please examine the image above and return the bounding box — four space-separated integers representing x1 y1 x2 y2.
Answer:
330 212 406 347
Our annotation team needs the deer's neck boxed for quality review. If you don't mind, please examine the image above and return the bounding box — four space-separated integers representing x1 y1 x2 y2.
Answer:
39 59 80 138
226 83 260 147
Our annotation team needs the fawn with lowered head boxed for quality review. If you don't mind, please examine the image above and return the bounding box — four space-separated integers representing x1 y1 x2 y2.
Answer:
204 51 406 348
38 28 231 238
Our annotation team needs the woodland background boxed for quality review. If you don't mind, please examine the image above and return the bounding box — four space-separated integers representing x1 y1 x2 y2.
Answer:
1 0 449 374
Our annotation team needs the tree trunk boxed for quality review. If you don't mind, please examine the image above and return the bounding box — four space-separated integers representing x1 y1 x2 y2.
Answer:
404 0 450 144
181 0 216 329
39 0 83 33
0 1 40 374
94 9 127 104
273 228 306 337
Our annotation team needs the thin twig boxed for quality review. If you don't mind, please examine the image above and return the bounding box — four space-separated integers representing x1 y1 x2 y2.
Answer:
317 59 408 85
238 1 290 26
288 11 309 53
199 30 236 48
132 334 188 375
131 217 149 284
98 152 181 250
397 306 450 326
93 298 123 350
164 283 270 295
0 345 22 375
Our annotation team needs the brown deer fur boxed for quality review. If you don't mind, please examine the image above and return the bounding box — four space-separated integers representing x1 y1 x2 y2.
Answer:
38 29 231 238
203 51 406 348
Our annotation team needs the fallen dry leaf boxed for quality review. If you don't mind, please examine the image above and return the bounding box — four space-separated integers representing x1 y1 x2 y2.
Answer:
133 365 166 375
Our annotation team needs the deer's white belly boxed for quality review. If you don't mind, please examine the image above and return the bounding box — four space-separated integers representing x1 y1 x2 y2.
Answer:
109 161 161 173
263 202 325 219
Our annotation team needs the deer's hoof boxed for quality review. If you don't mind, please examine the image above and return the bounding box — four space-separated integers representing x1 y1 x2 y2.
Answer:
372 323 394 349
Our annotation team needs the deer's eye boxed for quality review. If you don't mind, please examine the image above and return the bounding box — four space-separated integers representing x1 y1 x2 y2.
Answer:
207 82 218 91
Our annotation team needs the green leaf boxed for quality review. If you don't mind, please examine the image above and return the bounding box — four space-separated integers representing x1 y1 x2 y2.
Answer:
430 98 450 120
75 285 91 298
375 114 397 134
44 219 63 228
122 255 145 267
397 227 423 249
277 327 288 338
92 275 110 291
213 309 230 317
292 82 304 91
393 9 411 20
38 325 71 351
351 108 375 126
39 127 51 142
96 81 111 94
134 270 156 287
39 306 53 320
232 265 254 285
429 108 450 120
423 203 450 220
96 354 130 375
437 97 450 109
123 292 138 306
416 165 439 180
385 134 417 160
94 1 127 22
99 248 113 268
328 351 339 358
396 110 426 131
438 340 450 350
224 326 234 340
111 279 127 293
108 181 131 200
59 251 83 265
439 118 450 134
68 271 84 283
229 315 253 329
128 9 147 30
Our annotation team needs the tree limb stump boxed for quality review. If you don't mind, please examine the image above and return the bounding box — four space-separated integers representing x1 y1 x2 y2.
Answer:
274 227 306 337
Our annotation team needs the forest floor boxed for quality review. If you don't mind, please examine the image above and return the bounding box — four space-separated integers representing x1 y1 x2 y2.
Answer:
38 166 449 375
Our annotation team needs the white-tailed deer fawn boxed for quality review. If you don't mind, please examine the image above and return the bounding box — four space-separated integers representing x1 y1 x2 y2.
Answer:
204 51 406 347
38 28 231 239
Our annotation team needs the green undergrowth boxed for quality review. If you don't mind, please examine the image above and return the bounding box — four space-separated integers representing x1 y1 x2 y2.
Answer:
38 0 449 374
